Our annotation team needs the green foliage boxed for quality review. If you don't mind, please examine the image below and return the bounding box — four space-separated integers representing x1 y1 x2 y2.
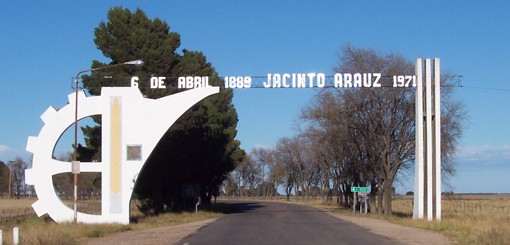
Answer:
81 6 243 213
0 161 9 194
84 7 182 97
76 116 102 162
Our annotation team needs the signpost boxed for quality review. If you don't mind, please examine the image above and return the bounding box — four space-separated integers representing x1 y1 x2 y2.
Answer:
351 186 371 214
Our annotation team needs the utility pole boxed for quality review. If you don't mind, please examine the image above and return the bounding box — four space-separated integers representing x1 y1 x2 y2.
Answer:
8 160 13 199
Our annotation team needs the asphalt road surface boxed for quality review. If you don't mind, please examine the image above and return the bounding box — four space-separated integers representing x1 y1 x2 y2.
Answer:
179 201 401 245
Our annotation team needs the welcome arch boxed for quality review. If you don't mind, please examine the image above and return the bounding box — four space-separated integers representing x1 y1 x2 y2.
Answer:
25 58 440 224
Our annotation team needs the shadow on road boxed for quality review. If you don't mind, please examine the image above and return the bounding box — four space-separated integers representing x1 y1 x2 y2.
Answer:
202 201 265 214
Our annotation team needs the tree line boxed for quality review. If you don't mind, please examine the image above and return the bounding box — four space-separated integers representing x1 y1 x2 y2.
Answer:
224 45 465 216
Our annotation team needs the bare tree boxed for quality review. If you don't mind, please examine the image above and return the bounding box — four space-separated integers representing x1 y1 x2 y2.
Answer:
271 138 298 200
233 154 259 197
271 136 320 201
223 172 239 197
251 147 278 197
10 157 30 198
301 92 364 207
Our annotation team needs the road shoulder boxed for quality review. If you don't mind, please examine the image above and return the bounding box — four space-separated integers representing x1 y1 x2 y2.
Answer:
327 213 453 245
82 217 218 245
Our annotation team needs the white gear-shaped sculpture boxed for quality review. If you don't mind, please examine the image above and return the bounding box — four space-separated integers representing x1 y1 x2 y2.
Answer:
25 86 219 224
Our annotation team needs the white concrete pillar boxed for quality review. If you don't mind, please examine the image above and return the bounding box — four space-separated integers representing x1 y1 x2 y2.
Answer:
426 59 433 220
434 58 442 221
413 58 442 221
413 58 424 219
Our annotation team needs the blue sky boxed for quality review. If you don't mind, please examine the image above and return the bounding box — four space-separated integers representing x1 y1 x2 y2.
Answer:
1 1 509 193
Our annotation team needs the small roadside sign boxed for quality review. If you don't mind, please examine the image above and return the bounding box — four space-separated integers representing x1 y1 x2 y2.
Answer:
351 186 371 193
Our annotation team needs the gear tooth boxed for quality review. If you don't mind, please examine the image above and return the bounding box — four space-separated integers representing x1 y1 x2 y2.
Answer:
40 106 58 123
68 90 86 105
25 168 35 185
31 200 47 217
26 136 38 153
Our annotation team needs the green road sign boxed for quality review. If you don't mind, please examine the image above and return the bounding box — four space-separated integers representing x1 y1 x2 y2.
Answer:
351 187 371 193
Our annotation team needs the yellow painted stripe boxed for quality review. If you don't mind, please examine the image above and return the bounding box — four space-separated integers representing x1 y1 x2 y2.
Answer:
110 97 121 193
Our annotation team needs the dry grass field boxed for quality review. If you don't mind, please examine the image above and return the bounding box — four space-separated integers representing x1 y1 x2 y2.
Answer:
390 194 510 244
0 198 37 222
0 198 36 209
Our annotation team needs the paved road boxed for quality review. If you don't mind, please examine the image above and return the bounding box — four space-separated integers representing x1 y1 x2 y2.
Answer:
179 201 400 245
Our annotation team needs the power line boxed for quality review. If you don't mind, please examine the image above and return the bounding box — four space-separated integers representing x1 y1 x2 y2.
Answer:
446 75 510 92
459 85 510 92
